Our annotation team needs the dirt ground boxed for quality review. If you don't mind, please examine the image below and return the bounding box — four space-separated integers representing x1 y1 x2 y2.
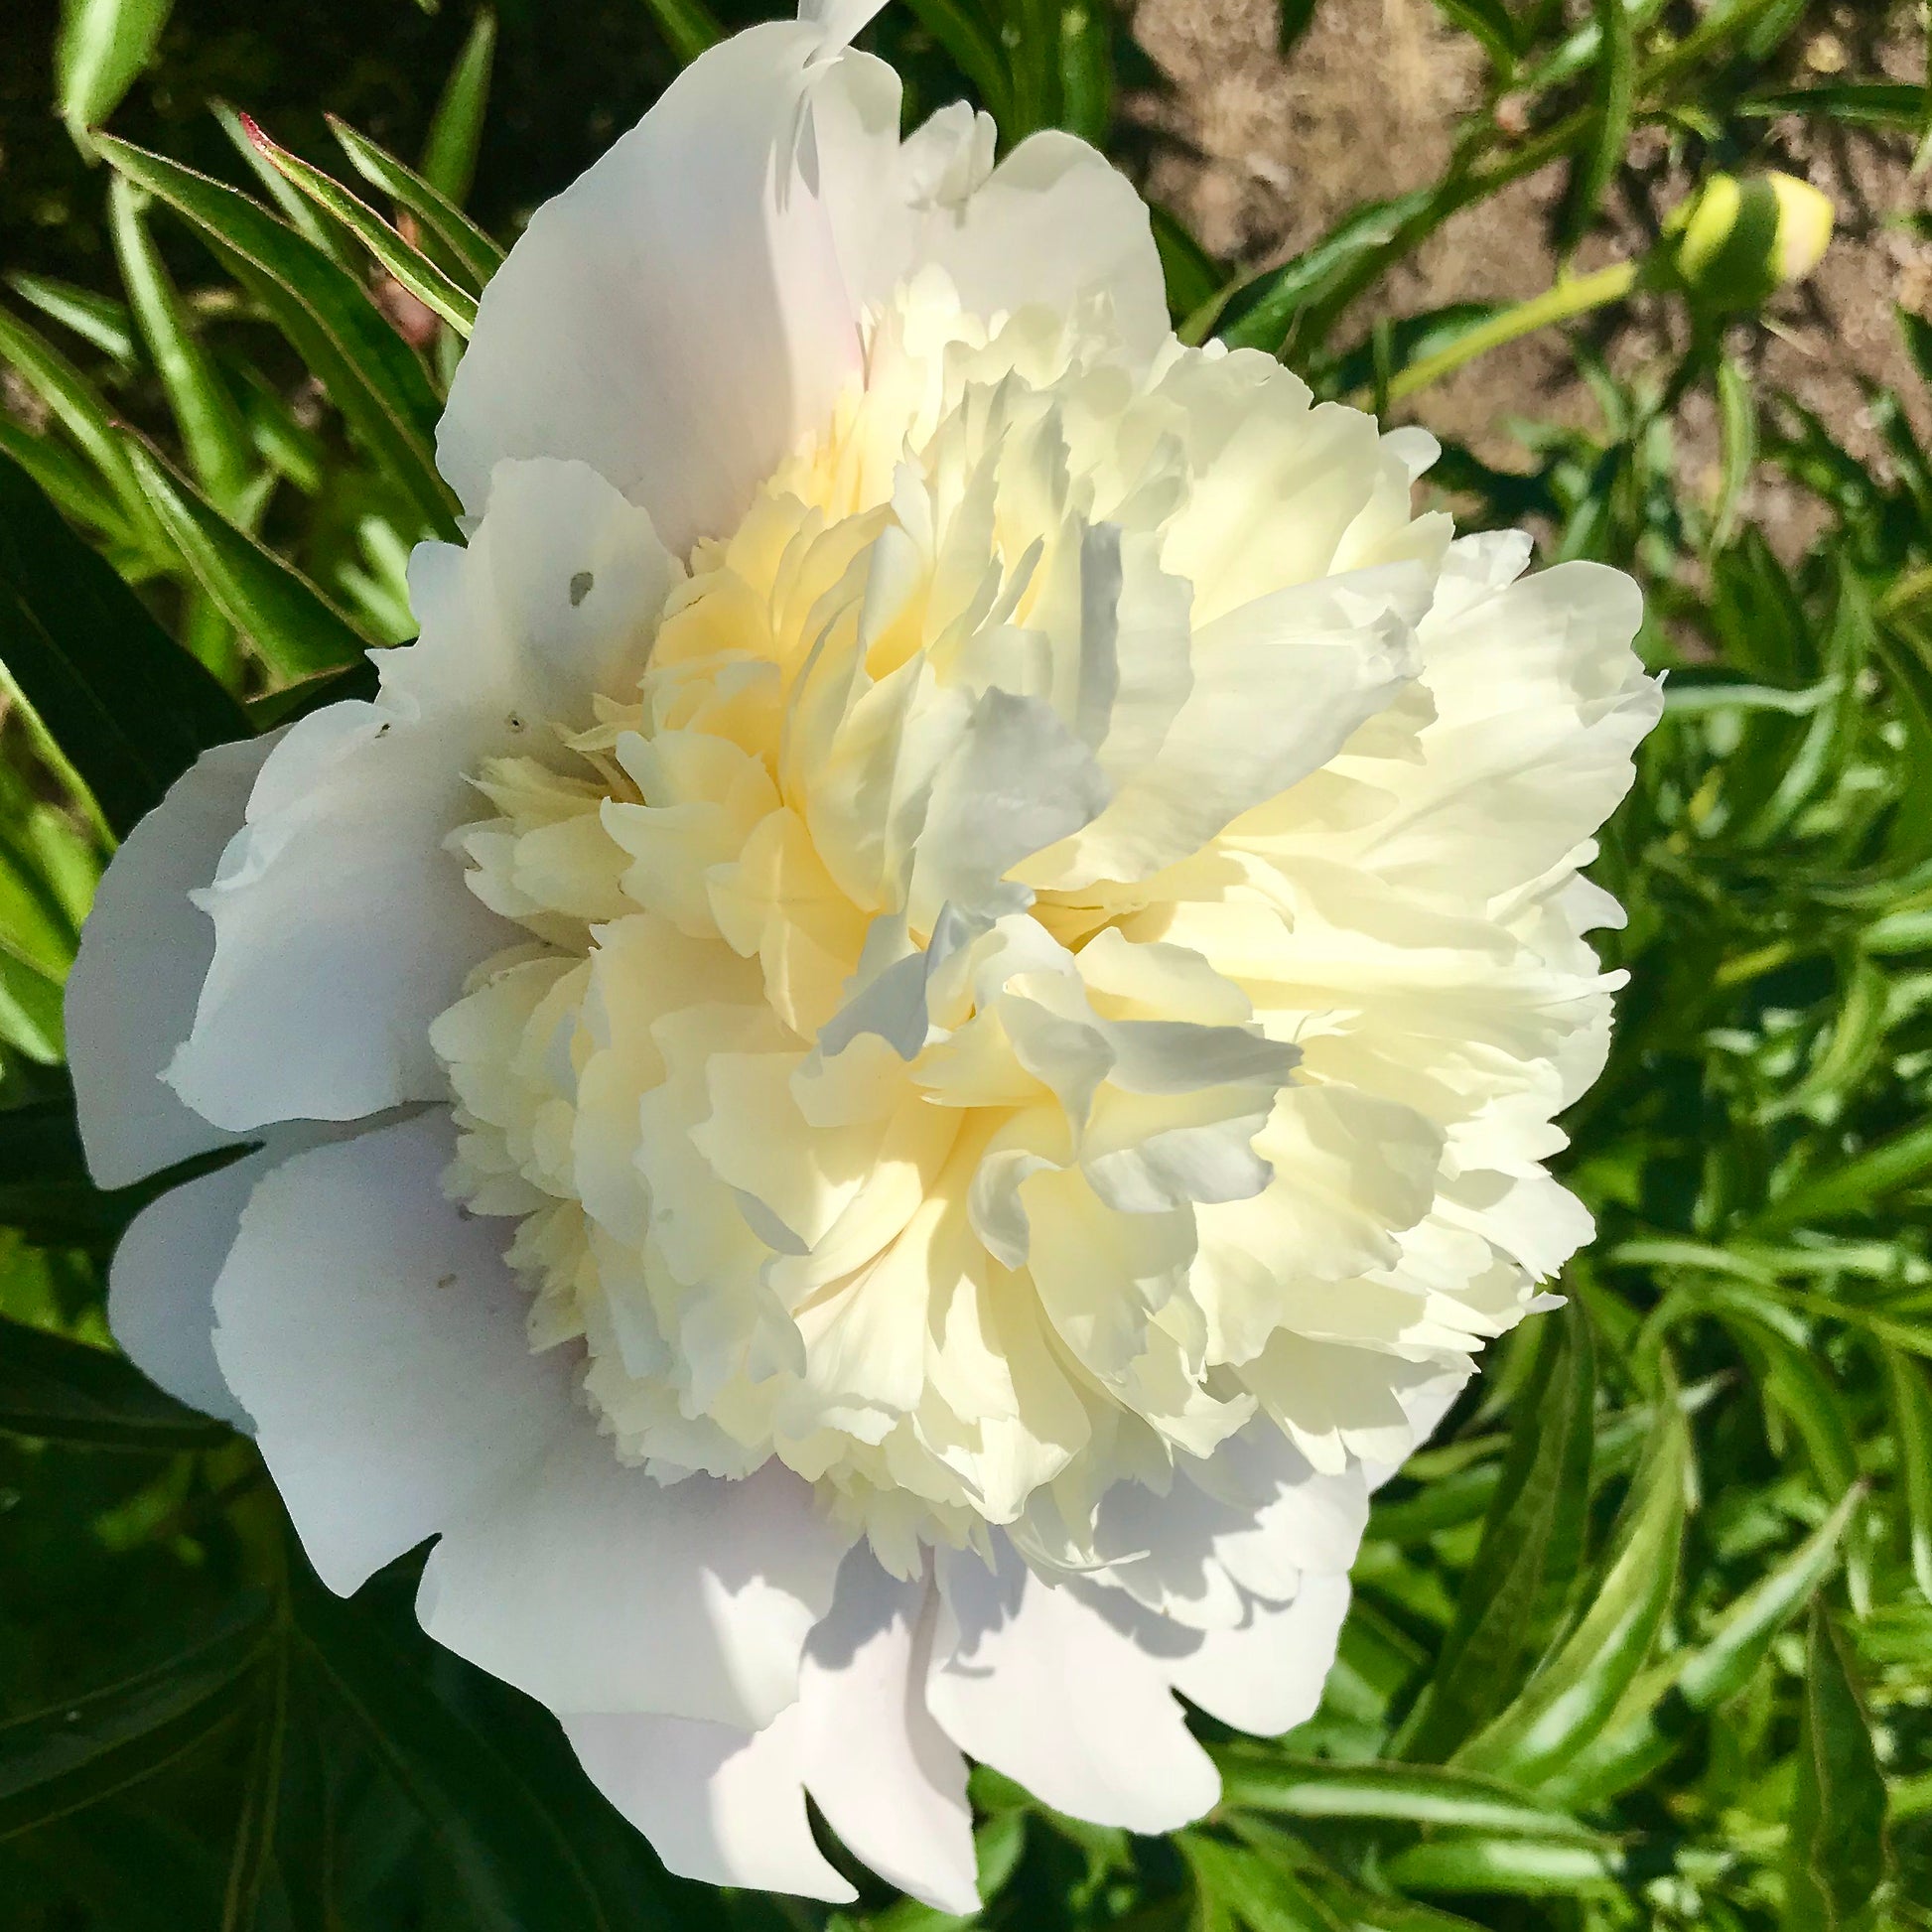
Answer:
1127 0 1931 553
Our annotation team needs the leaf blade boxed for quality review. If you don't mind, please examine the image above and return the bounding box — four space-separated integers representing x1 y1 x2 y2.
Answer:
0 448 251 839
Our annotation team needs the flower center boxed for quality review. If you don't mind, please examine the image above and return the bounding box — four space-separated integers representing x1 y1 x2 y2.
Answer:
430 274 1476 1573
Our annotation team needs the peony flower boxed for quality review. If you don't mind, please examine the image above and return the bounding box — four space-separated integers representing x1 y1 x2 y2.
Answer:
67 0 1660 1907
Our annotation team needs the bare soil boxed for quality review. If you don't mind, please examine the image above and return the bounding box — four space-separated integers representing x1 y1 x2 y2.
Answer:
1127 0 1932 556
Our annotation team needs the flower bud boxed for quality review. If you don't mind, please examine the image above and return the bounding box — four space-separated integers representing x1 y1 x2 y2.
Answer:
1666 171 1835 313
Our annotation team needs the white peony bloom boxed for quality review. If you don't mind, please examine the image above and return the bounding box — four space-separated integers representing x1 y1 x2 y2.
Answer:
66 0 1660 1908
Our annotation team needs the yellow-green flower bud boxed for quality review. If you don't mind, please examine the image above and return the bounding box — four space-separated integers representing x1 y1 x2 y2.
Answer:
1666 171 1835 313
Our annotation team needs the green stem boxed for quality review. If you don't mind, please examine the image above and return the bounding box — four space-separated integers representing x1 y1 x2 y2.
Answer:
1369 258 1639 407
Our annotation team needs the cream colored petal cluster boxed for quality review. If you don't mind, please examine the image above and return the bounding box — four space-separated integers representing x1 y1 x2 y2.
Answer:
427 273 1657 1571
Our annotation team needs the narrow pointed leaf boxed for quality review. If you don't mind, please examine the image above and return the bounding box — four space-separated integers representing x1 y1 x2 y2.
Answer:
0 1600 268 1836
1216 1756 1602 1842
1545 1482 1863 1804
0 300 156 542
1785 1605 1889 1929
1884 1347 1932 1601
903 0 1014 134
1056 2 1112 147
93 135 457 537
329 117 504 294
1381 1839 1625 1899
0 1313 232 1450
1180 1832 1341 1932
1214 189 1436 352
422 8 496 205
635 0 723 67
1558 0 1635 252
1454 1403 1686 1785
122 434 374 679
219 1642 287 1932
1427 0 1519 73
1398 1301 1595 1760
57 0 173 147
290 1564 611 1932
210 98 356 270
244 119 478 337
108 177 255 509
0 449 250 837
0 415 135 547
1752 1115 1932 1231
5 273 137 367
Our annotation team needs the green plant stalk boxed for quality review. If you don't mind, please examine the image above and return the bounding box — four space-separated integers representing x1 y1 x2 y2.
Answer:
1366 259 1639 407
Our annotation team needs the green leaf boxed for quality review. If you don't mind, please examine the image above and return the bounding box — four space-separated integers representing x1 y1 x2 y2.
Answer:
1397 1302 1595 1760
1454 1399 1686 1785
1698 1292 1862 1530
243 654 380 732
1558 0 1635 253
4 272 137 367
108 177 255 510
1276 0 1317 59
1380 1838 1625 1899
209 98 356 271
0 299 158 546
1056 3 1112 147
1152 206 1223 335
1427 0 1519 73
903 0 1014 134
1752 1116 1932 1232
1738 84 1922 131
1214 189 1436 353
56 0 173 148
0 1311 232 1450
219 1643 286 1932
1677 1487 1860 1712
121 433 375 680
0 414 135 547
0 448 251 839
1180 1831 1341 1932
1882 1347 1932 1603
1785 1604 1889 1929
0 1599 267 1838
329 117 504 295
422 8 496 206
1545 1482 1863 1804
634 0 722 68
0 953 66 1064
243 117 478 337
290 1565 612 1932
1216 1756 1602 1842
94 135 458 539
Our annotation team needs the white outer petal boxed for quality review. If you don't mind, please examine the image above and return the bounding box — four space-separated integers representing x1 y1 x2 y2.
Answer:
1166 1572 1351 1736
438 22 864 554
417 1441 851 1730
798 1554 978 1915
166 461 674 1131
564 1708 858 1904
211 1112 574 1594
107 1122 348 1430
926 1540 1219 1834
66 733 279 1188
